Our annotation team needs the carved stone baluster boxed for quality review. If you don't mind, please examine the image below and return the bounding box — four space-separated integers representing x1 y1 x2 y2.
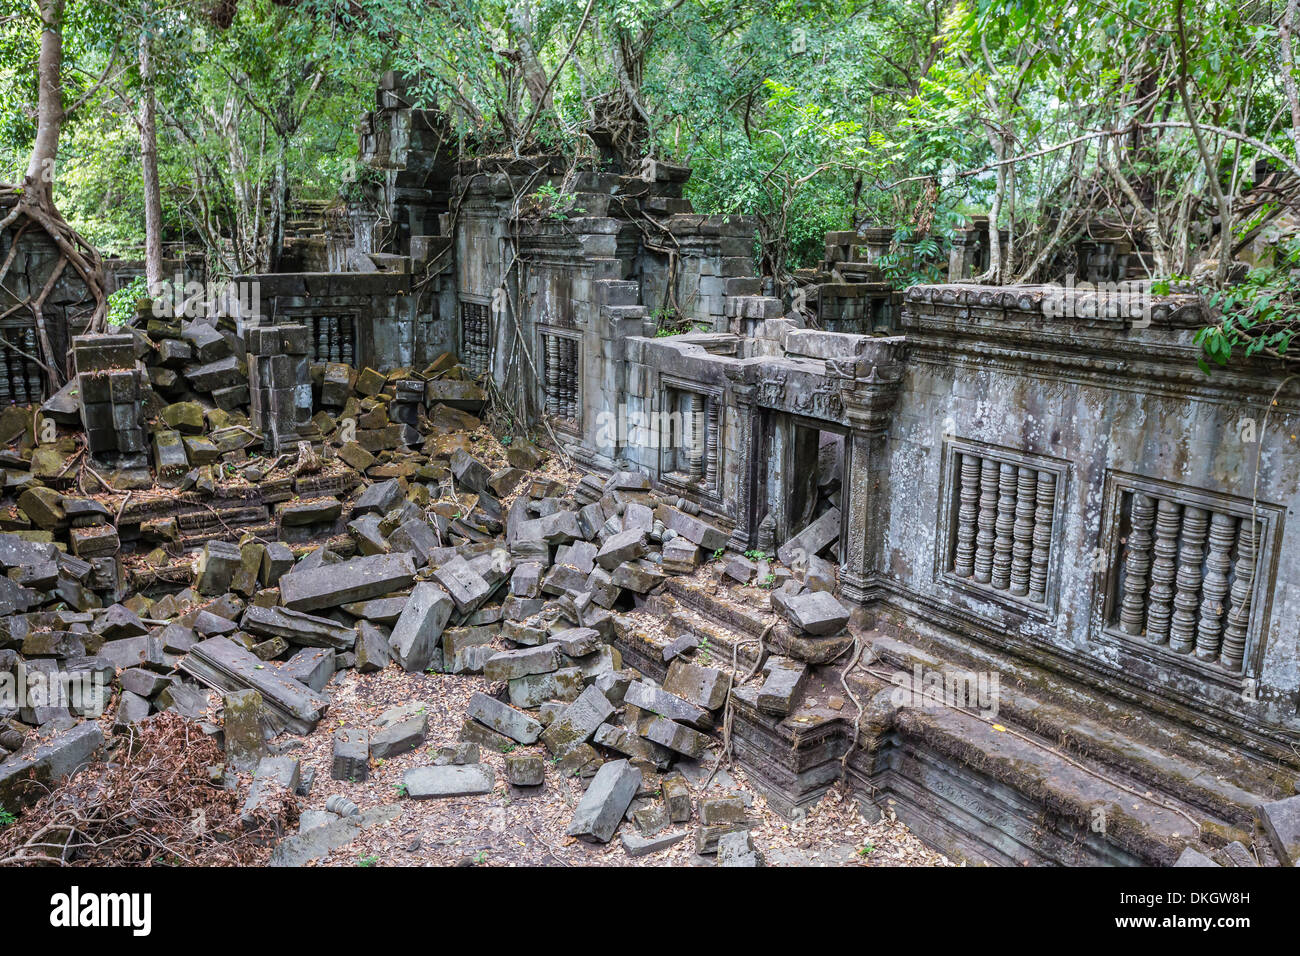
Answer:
545 335 559 416
1196 511 1237 661
1145 498 1181 645
991 462 1017 590
1169 505 1208 653
1028 471 1056 604
1010 467 1037 595
1221 518 1259 672
568 339 579 420
705 397 719 491
1119 492 1156 635
688 392 705 480
953 454 980 577
974 457 999 584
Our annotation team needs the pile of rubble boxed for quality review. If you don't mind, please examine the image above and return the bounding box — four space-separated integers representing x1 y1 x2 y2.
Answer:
0 318 856 864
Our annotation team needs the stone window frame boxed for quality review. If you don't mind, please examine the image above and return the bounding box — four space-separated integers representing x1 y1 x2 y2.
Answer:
1094 471 1284 683
658 375 725 504
279 309 359 365
0 318 45 403
536 324 582 436
935 438 1070 621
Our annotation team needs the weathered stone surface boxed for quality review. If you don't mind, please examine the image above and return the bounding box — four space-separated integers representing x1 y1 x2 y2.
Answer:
388 582 454 672
403 763 495 799
566 758 641 843
664 659 732 711
242 605 357 650
621 828 688 857
467 691 543 744
717 829 763 866
371 714 427 759
1258 795 1300 866
612 560 666 593
550 627 603 658
354 620 392 672
505 753 545 786
181 636 329 734
1173 846 1222 867
541 684 615 754
432 555 490 614
625 680 710 727
332 727 370 781
0 722 103 811
662 771 692 822
776 507 841 566
757 656 809 716
281 647 335 692
196 540 241 595
279 553 416 612
484 643 562 682
595 528 647 570
778 590 849 636
223 688 266 772
656 506 728 550
638 715 711 759
508 667 584 708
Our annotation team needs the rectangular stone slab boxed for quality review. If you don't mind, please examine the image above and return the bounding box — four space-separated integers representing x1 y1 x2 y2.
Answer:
466 691 543 744
241 605 357 650
181 636 329 734
567 758 641 843
403 763 495 799
279 553 416 612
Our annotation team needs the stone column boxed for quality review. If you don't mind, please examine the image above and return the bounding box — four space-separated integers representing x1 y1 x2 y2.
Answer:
724 365 758 550
246 323 312 453
833 341 906 605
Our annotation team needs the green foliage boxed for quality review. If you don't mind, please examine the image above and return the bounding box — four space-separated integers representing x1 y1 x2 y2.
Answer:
107 275 150 329
1196 239 1300 373
0 807 15 829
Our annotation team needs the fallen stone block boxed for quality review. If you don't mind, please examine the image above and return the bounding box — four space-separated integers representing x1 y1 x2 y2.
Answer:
241 605 357 650
638 715 711 759
508 667 584 708
621 828 688 857
1258 795 1300 866
757 657 809 716
371 714 427 759
223 688 266 772
332 727 369 782
541 684 615 755
403 763 495 799
0 722 103 811
279 552 416 612
717 830 764 866
467 692 543 744
281 647 334 692
432 555 491 614
656 505 728 551
664 658 732 711
662 771 692 822
595 528 647 570
484 643 562 682
388 582 454 673
566 758 641 843
625 680 710 727
778 590 849 636
181 636 329 734
776 507 841 567
505 753 545 787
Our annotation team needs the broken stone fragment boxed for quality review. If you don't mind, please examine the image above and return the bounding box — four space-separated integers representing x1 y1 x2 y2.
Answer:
281 647 335 692
625 680 710 727
776 507 841 567
223 688 267 772
566 758 641 843
431 554 491 614
196 539 242 595
332 727 370 781
716 830 764 867
637 715 712 759
1257 794 1300 866
661 771 692 822
371 713 428 759
0 721 103 811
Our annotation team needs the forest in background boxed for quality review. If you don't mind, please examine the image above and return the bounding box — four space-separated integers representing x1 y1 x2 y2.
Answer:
0 0 1298 365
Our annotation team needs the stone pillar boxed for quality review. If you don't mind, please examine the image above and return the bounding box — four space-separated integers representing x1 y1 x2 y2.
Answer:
724 365 758 550
72 334 145 466
833 340 906 605
246 323 312 453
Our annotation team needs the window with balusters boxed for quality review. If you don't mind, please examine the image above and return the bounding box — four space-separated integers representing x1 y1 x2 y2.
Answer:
540 330 580 428
661 384 721 495
459 301 490 377
939 441 1068 614
1097 476 1279 676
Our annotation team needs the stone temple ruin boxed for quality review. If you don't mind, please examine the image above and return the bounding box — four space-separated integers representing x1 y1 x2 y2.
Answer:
0 73 1298 868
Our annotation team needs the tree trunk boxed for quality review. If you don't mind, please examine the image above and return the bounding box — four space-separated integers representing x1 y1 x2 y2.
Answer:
139 6 164 296
24 0 65 207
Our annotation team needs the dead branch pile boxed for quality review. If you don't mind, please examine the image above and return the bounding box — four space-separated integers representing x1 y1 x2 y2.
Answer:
0 712 296 866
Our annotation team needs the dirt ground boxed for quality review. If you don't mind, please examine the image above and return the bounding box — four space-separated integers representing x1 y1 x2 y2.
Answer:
284 663 953 867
